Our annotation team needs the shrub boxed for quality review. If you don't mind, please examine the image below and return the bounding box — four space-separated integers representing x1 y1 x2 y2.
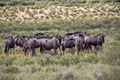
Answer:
0 74 16 80
1 56 16 66
59 54 81 66
2 66 19 73
20 1 35 6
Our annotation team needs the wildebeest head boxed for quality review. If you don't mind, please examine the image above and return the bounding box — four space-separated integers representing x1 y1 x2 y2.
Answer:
97 34 105 43
15 35 28 47
55 35 62 45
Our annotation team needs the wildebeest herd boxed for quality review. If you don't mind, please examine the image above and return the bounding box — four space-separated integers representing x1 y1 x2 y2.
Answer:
5 32 105 56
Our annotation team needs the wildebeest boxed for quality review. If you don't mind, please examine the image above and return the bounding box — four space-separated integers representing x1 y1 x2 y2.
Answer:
61 38 75 55
15 35 25 48
39 36 61 54
22 38 39 56
90 34 105 53
4 36 15 55
5 32 105 56
15 35 41 56
61 32 87 55
34 33 49 39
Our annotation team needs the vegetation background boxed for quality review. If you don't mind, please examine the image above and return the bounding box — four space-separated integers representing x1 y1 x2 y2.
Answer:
0 0 120 80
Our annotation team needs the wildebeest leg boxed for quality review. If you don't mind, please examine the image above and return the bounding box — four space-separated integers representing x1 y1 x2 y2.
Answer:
81 44 84 53
12 48 15 56
71 47 73 54
85 43 88 53
8 48 10 55
4 46 7 53
4 46 8 55
40 45 44 53
86 43 90 54
54 49 57 55
42 45 46 53
62 46 65 55
69 48 70 53
100 44 102 52
84 44 88 53
24 49 27 56
27 49 31 56
71 48 73 54
59 47 62 55
94 45 97 54
89 45 92 52
39 48 42 54
62 49 65 55
28 49 32 56
24 51 27 56
73 47 75 54
87 45 89 54
10 48 13 55
77 45 80 54
31 47 35 56
83 44 86 53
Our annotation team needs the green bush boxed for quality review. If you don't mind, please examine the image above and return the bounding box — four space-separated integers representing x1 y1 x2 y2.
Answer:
59 54 80 66
3 66 19 73
101 44 120 65
0 74 16 80
0 56 16 66
20 1 35 6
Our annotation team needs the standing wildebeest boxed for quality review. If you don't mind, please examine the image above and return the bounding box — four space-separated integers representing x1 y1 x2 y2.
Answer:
15 35 27 48
39 37 61 54
4 36 15 55
22 38 39 56
62 32 84 54
90 34 105 54
15 35 41 56
61 38 75 55
73 32 92 53
61 33 76 55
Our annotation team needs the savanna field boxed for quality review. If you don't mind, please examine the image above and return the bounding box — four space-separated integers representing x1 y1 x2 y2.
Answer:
0 0 120 80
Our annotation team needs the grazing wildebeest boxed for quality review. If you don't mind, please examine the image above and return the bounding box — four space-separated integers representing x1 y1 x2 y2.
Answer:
4 36 15 55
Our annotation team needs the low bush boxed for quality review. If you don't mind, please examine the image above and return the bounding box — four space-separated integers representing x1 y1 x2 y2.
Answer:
2 66 19 73
0 74 16 80
0 56 16 66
